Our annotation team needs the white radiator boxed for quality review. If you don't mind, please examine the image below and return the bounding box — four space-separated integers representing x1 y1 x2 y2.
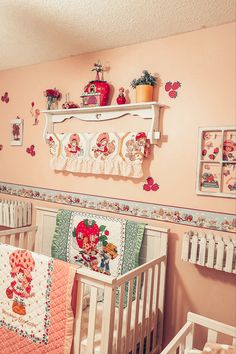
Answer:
0 199 32 227
182 231 236 274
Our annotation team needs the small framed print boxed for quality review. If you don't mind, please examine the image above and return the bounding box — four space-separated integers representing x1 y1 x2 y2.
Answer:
196 126 236 198
10 118 23 146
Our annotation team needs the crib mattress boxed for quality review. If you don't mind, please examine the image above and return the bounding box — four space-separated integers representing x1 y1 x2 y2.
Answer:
80 300 153 353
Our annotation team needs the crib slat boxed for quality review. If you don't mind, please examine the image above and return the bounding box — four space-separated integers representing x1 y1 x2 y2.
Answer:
153 264 161 349
132 274 141 354
101 285 116 353
73 280 85 354
117 283 125 352
9 234 15 246
124 279 133 353
140 271 148 354
207 329 218 342
19 233 25 249
87 286 98 354
146 266 155 353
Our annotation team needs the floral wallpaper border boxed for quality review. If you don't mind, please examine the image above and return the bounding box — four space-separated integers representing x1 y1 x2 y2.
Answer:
0 181 235 233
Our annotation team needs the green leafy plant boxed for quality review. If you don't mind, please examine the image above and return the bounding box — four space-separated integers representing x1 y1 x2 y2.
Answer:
130 70 157 89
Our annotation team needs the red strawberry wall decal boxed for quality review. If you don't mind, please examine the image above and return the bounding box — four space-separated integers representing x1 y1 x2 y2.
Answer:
165 81 182 99
1 92 9 103
143 176 159 192
26 145 36 156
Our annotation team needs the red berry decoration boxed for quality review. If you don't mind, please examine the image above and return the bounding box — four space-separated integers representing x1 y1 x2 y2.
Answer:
168 90 178 99
146 176 154 186
143 176 160 192
172 81 181 90
26 145 36 156
213 147 219 154
209 154 215 160
143 184 151 191
202 149 207 156
165 81 172 92
151 183 159 191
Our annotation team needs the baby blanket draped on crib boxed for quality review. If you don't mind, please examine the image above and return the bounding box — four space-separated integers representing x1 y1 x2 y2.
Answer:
47 131 150 178
51 209 145 277
0 243 77 354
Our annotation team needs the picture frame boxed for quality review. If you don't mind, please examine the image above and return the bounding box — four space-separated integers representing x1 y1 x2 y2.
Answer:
196 126 236 198
10 118 23 146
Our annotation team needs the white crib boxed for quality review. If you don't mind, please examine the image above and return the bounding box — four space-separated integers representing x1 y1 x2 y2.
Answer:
0 206 169 354
161 312 236 354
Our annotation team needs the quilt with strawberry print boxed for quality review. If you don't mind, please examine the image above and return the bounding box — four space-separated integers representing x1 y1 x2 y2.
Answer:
0 243 77 354
48 131 150 178
51 209 145 278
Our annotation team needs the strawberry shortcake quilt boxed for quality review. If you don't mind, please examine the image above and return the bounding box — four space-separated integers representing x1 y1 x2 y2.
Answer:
0 243 77 353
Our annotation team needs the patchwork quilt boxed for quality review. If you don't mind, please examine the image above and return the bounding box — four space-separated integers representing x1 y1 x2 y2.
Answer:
51 209 145 278
0 243 77 354
48 131 150 178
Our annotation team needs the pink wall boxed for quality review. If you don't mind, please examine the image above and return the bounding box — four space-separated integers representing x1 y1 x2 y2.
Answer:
0 22 235 346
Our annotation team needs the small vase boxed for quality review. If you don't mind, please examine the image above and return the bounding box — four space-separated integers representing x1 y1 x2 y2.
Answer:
47 96 59 110
136 85 153 103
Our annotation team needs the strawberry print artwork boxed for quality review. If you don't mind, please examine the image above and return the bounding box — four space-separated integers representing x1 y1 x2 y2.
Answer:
26 145 36 156
143 176 159 191
72 219 118 275
165 81 181 98
6 249 35 316
1 92 9 103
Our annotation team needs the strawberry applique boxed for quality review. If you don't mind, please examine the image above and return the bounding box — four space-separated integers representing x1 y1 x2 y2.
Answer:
26 145 36 156
143 176 159 192
164 81 181 99
1 92 9 103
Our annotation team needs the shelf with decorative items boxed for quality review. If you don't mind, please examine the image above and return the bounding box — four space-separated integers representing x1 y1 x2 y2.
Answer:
41 101 164 145
196 126 236 199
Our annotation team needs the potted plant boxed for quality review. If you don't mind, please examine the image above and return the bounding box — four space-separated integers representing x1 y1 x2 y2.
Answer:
130 70 157 103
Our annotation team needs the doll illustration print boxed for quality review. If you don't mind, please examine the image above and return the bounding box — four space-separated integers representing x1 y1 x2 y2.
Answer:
65 134 83 158
93 133 115 160
6 249 35 316
125 132 147 161
99 243 118 275
223 140 236 161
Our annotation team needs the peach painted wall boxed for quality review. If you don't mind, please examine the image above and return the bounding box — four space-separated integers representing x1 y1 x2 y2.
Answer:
0 22 236 346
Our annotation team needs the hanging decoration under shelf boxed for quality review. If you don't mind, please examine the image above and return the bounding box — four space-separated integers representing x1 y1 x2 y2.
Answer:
42 102 163 178
48 131 150 178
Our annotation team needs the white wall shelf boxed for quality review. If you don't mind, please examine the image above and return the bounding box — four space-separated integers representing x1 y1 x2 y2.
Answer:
41 101 164 144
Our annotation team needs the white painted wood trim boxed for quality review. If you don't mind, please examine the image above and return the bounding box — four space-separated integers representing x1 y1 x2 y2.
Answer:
42 101 164 144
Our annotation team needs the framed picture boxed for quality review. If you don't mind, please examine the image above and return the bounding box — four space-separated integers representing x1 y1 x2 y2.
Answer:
10 118 23 146
196 126 236 198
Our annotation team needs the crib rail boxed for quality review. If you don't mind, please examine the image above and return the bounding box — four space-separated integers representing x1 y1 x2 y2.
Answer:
0 199 32 227
161 312 236 354
182 231 236 274
0 225 37 251
74 254 167 354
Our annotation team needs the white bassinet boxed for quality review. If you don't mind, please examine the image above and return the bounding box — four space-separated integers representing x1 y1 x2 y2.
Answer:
0 206 169 354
